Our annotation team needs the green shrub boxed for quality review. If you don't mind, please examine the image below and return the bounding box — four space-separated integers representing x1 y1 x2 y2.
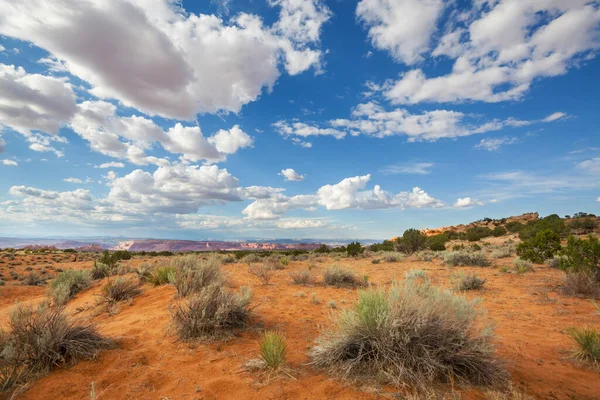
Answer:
493 226 507 237
49 270 92 305
516 229 561 264
0 304 114 391
371 258 381 264
452 273 486 291
140 265 175 286
559 235 600 278
519 214 567 241
91 262 112 280
453 244 465 251
259 331 287 369
323 266 365 288
171 285 251 340
567 326 600 365
568 218 598 234
505 221 523 233
98 250 132 267
346 242 364 257
369 240 396 252
466 227 493 242
428 233 448 252
444 251 490 267
280 256 290 267
242 253 262 264
310 282 505 388
396 229 427 254
171 255 224 297
315 244 330 253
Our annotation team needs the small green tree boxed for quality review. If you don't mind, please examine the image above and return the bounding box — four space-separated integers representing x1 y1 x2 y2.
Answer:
559 235 600 280
315 244 330 253
397 229 428 254
492 226 507 237
346 241 364 257
516 228 561 264
427 233 448 252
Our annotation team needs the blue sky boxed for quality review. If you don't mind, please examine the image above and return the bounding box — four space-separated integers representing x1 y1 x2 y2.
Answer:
0 0 599 240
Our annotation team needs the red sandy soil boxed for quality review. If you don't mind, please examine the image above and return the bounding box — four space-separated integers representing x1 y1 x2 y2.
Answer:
1 248 599 400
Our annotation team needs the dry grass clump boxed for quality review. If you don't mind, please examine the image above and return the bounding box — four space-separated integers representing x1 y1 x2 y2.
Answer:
567 326 600 366
49 270 92 305
452 272 487 291
171 284 252 340
91 262 111 280
249 264 274 285
259 331 287 370
264 255 285 270
137 263 175 286
243 253 262 265
491 245 515 259
99 278 142 304
0 304 114 391
561 271 600 299
171 255 224 297
289 269 315 285
323 266 366 288
310 281 505 389
22 271 45 286
444 251 490 267
378 252 405 263
513 258 534 274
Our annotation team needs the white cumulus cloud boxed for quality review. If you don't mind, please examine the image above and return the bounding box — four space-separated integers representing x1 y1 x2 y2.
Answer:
279 168 305 181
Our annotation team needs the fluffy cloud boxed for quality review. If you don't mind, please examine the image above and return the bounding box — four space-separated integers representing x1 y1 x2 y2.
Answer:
356 0 445 64
454 197 484 208
0 64 76 135
242 173 443 219
273 120 345 140
373 2 600 104
207 126 254 154
0 0 330 119
276 219 325 229
279 168 305 181
106 164 242 214
474 137 518 152
71 101 252 165
2 159 18 166
380 162 434 175
597 196 600 203
64 178 83 184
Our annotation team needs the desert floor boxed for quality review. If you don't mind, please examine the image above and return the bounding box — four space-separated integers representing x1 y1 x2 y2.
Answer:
1 247 599 400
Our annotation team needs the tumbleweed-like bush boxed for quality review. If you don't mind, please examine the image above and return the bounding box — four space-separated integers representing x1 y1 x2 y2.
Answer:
310 281 505 388
171 284 252 340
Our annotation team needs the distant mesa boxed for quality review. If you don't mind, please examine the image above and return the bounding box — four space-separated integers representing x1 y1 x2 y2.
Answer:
111 239 322 252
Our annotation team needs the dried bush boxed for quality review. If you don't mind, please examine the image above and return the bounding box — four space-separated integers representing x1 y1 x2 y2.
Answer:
310 282 505 388
171 255 224 297
49 270 92 305
379 252 405 263
561 271 600 299
491 245 515 259
452 273 486 291
171 285 251 340
99 278 142 304
22 272 45 286
0 304 114 391
444 251 490 267
323 266 366 288
249 264 274 285
371 258 381 264
289 269 315 285
513 258 534 274
264 255 284 270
